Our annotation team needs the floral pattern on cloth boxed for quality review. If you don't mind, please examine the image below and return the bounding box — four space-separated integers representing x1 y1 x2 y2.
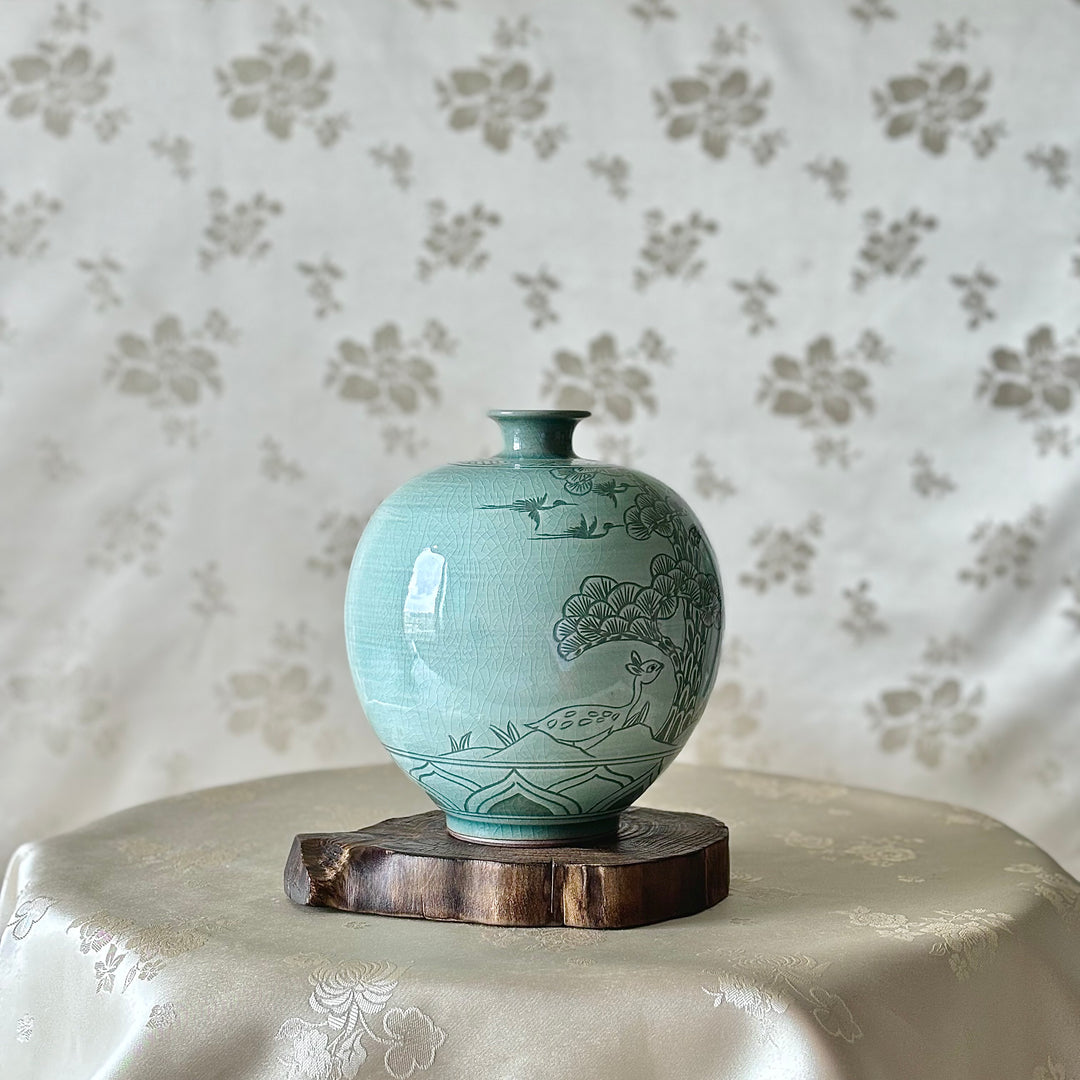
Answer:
434 17 564 158
145 1002 177 1030
215 6 349 146
1 763 1079 1077
15 1013 34 1042
0 189 63 259
703 952 863 1044
67 910 225 994
838 905 1014 980
1032 1058 1076 1080
5 896 55 940
870 20 1005 158
0 6 127 141
864 637 985 769
324 321 456 454
653 24 785 164
540 330 673 423
776 831 924 867
277 961 446 1080
756 331 891 466
976 325 1080 457
1004 863 1080 928
217 621 334 753
104 310 238 448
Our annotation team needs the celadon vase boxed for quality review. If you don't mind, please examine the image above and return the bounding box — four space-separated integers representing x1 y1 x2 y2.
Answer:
344 410 724 845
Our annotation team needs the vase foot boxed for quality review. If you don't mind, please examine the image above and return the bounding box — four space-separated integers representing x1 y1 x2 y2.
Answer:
443 811 619 847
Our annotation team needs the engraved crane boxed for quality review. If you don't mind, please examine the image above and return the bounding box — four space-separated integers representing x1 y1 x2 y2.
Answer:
477 493 570 530
532 515 622 540
525 652 665 744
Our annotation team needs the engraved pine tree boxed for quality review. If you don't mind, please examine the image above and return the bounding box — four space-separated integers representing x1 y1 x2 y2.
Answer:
551 486 722 744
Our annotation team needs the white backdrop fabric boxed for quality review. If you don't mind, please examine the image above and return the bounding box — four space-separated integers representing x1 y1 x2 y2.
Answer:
1 0 1079 876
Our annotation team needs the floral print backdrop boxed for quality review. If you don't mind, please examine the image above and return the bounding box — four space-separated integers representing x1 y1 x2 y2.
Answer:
1 0 1078 875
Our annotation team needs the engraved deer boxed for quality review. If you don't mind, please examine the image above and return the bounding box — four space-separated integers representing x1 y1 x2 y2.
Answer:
525 652 665 745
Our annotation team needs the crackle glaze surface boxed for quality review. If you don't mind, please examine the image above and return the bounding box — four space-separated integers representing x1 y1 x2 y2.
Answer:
345 412 723 842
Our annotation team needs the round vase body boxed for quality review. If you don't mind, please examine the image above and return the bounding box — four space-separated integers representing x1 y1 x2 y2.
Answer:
345 411 724 844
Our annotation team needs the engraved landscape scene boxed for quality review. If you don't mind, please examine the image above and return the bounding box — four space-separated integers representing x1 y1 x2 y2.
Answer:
396 465 723 824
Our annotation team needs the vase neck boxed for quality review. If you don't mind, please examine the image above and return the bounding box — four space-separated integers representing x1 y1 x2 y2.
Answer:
488 410 589 460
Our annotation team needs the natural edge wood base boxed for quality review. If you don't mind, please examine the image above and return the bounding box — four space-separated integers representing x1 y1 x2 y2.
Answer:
284 808 729 929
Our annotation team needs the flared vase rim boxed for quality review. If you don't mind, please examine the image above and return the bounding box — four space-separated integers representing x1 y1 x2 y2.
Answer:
486 409 592 420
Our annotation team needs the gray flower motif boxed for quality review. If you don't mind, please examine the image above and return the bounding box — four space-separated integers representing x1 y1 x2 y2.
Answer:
758 336 874 426
200 189 283 270
852 209 937 291
436 55 559 156
659 69 766 156
634 210 718 291
223 663 329 752
731 273 779 334
587 154 631 199
418 201 501 280
216 45 345 144
960 507 1045 590
0 190 62 259
910 452 956 498
514 266 560 329
108 316 223 409
950 265 997 330
739 514 823 595
542 333 659 423
2 42 121 139
653 45 784 164
850 0 896 29
1026 145 1071 191
873 61 1001 157
978 326 1080 421
297 257 344 319
866 675 982 767
327 324 441 414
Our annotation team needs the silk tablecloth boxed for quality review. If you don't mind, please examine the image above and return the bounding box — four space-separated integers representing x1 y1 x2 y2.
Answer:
2 763 1078 1078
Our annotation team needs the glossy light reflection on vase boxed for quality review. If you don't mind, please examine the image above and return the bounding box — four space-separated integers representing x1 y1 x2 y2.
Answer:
345 410 724 844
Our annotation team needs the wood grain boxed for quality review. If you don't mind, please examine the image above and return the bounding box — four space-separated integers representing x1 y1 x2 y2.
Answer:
284 808 729 929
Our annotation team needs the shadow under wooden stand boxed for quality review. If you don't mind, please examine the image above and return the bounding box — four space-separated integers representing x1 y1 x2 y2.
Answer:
285 807 729 929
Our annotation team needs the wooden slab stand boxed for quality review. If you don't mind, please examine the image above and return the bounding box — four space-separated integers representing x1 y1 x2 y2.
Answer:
285 807 728 929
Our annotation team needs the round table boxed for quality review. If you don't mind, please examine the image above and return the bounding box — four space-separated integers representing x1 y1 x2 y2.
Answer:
2 764 1079 1079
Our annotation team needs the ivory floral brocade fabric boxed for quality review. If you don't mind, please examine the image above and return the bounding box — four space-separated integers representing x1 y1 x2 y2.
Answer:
1 765 1079 1077
1 2 1080 878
